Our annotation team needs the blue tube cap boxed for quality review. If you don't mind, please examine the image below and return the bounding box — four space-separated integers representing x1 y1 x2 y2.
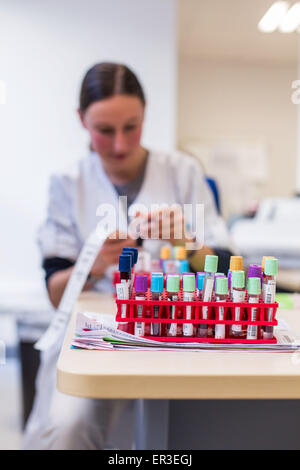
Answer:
119 254 132 272
122 247 138 264
151 274 164 293
179 259 189 273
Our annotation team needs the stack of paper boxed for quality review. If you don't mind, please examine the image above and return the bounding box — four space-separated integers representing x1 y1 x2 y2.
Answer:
71 312 300 352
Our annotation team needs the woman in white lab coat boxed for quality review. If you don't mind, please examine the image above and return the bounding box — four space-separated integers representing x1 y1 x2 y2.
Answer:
23 63 232 450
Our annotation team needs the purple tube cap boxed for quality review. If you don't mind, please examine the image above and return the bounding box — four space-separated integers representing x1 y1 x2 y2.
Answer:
134 274 148 292
248 264 262 278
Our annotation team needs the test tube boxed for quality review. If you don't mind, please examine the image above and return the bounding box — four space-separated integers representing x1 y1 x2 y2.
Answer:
248 264 263 287
228 256 243 294
119 254 132 294
150 273 164 336
178 259 189 274
166 274 180 337
122 247 138 270
198 255 218 338
196 272 205 300
116 282 130 331
262 258 278 340
182 274 196 337
160 245 171 270
214 277 228 339
134 275 148 337
247 277 261 340
230 270 246 338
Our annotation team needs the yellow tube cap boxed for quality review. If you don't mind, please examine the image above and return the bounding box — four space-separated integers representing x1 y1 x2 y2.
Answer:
176 246 186 260
160 246 171 260
229 256 243 271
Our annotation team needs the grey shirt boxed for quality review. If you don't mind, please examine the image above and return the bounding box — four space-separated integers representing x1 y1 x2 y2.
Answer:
113 154 148 209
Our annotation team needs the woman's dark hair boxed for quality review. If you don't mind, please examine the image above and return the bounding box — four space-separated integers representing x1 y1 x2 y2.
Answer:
79 62 146 113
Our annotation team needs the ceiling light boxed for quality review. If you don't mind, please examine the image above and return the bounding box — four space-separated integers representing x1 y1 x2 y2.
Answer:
258 1 290 32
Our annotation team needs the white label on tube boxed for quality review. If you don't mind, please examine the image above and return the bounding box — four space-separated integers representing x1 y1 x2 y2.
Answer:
263 279 276 322
215 302 225 339
183 291 194 337
262 280 276 304
168 294 178 337
116 283 129 319
202 277 214 319
231 289 245 333
121 278 131 295
247 296 258 340
135 295 145 337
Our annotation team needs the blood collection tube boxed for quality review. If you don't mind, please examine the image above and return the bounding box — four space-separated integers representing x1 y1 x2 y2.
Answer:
248 264 263 287
116 282 130 331
119 254 132 294
198 255 218 338
150 273 164 336
261 256 274 273
160 245 171 270
228 256 243 294
176 246 188 273
122 247 137 266
214 277 228 339
182 274 195 337
246 277 261 340
196 272 205 300
178 259 189 274
230 270 246 338
262 258 278 340
134 275 148 337
166 274 180 337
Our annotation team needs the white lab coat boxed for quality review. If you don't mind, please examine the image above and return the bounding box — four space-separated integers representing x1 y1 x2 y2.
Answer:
23 149 231 449
38 149 230 275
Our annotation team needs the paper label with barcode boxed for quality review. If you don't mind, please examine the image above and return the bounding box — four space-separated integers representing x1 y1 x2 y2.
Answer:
202 277 214 320
183 291 194 337
231 290 246 332
134 296 145 337
168 295 178 336
262 280 276 304
215 303 225 339
247 297 258 339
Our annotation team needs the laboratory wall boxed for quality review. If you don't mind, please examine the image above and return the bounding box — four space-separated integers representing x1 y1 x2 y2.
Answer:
0 0 177 289
178 57 297 218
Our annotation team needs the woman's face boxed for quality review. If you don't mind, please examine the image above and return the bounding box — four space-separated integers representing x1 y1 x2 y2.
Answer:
79 95 145 170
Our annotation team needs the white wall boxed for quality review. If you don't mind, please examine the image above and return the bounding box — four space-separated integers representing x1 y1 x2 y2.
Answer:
178 58 297 217
0 0 177 287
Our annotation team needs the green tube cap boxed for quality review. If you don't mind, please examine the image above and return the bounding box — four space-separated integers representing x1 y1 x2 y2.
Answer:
215 277 228 295
166 274 180 292
183 274 196 292
247 277 261 296
264 258 278 276
231 270 245 289
204 255 218 274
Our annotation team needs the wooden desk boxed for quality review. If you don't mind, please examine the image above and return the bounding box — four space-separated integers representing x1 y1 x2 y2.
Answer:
57 292 300 400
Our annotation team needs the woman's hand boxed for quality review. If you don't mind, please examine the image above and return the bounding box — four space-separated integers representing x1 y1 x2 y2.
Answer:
133 207 191 246
89 231 137 278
